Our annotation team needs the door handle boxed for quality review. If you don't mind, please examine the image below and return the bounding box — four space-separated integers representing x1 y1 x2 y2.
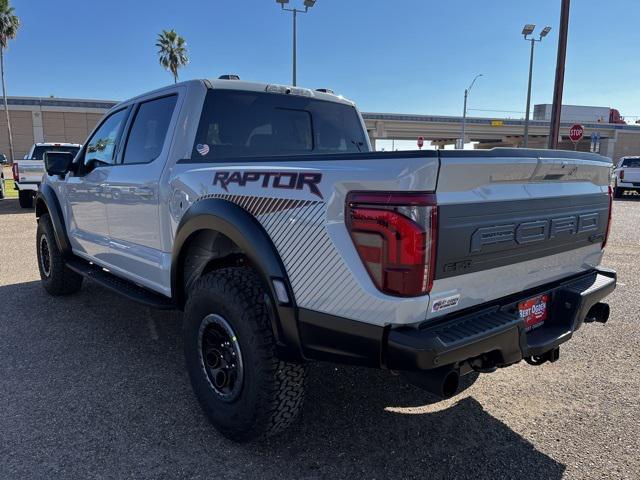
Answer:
134 187 154 198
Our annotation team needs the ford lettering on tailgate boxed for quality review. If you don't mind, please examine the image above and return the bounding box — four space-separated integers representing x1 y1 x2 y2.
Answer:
470 213 600 253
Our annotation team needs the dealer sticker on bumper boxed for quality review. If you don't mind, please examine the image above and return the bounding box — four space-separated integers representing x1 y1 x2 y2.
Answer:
518 294 549 331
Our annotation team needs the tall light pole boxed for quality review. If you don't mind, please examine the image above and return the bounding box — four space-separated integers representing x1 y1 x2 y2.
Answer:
277 0 316 86
522 24 551 148
460 74 482 149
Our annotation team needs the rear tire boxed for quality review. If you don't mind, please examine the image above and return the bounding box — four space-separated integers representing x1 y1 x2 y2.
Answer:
36 213 83 295
183 267 306 442
19 190 33 208
614 187 623 198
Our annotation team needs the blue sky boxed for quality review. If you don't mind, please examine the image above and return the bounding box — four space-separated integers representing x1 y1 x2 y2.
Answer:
6 0 640 120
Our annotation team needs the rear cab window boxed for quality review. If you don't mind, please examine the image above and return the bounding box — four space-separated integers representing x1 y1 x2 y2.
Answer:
192 89 368 160
621 157 640 168
30 145 81 159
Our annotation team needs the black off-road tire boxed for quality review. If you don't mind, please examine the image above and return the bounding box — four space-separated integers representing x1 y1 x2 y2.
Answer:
613 187 623 198
19 190 33 208
36 213 83 295
183 267 306 442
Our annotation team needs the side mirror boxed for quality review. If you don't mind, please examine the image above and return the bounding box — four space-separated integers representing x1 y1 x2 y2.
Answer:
23 154 29 160
44 151 74 176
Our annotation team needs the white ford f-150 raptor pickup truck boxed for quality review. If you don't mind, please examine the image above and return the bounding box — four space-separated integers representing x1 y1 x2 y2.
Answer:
35 78 616 442
13 142 81 208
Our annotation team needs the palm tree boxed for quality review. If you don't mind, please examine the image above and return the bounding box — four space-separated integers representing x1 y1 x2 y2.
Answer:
156 29 188 84
0 0 19 163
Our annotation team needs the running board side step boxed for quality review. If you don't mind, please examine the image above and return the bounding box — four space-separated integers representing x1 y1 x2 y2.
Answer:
66 258 176 310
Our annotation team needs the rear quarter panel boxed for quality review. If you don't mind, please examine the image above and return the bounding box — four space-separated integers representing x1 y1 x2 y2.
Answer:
168 153 439 326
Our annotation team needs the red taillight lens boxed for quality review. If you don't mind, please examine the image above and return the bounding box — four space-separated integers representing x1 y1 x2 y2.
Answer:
602 185 613 249
11 163 18 181
620 169 625 180
346 192 437 297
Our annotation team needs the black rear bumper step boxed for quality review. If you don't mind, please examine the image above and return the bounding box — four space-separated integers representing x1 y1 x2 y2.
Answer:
387 309 523 370
385 268 616 371
66 258 175 310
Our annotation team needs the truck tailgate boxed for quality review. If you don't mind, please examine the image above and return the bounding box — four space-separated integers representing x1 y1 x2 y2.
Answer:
428 149 612 319
621 167 640 183
15 160 45 184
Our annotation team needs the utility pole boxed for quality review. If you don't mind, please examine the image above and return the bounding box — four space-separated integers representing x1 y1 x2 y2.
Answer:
548 0 571 149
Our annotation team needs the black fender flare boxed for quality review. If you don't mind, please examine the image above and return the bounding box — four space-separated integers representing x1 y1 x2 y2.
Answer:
35 184 72 256
171 198 303 361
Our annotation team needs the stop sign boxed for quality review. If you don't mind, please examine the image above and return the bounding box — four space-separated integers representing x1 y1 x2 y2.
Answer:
569 124 584 143
417 136 424 149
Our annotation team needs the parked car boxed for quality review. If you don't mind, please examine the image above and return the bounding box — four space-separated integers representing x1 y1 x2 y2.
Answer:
13 142 82 208
0 153 7 199
34 78 616 442
613 156 640 197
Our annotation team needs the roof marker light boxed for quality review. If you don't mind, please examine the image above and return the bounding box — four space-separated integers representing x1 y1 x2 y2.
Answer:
265 84 313 97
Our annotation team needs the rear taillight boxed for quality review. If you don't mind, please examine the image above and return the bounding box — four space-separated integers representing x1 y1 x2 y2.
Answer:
620 169 625 180
345 192 437 297
602 185 613 249
11 163 18 181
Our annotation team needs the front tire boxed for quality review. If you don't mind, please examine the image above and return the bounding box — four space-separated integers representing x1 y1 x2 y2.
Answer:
36 213 83 295
183 267 306 442
19 190 33 208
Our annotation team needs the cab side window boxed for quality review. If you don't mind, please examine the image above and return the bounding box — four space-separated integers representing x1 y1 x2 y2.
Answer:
122 95 177 164
84 109 128 168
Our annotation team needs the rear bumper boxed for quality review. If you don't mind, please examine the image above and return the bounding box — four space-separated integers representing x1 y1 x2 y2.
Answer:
386 268 616 370
298 268 616 371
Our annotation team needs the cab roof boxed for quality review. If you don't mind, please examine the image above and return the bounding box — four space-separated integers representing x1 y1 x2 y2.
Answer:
34 142 82 147
204 79 355 106
112 78 356 111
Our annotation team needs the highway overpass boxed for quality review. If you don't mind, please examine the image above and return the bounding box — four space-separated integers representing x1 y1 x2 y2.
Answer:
362 112 640 159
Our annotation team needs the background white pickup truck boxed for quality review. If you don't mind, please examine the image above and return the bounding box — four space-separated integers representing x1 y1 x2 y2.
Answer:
613 156 640 197
13 142 81 208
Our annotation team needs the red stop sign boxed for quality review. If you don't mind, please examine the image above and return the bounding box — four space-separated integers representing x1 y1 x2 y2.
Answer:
569 124 584 143
417 136 424 149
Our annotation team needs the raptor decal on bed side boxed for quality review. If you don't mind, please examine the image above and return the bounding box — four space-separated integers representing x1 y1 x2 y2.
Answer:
213 171 323 199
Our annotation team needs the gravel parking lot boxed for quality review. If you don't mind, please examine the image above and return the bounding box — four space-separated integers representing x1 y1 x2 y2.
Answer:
0 190 638 480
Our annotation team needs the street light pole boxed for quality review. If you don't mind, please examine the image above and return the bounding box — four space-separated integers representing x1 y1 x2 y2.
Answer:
292 8 297 86
277 0 317 86
522 24 551 148
460 74 482 149
523 37 535 147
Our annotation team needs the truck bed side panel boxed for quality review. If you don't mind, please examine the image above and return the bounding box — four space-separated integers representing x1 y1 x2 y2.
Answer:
170 153 439 326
